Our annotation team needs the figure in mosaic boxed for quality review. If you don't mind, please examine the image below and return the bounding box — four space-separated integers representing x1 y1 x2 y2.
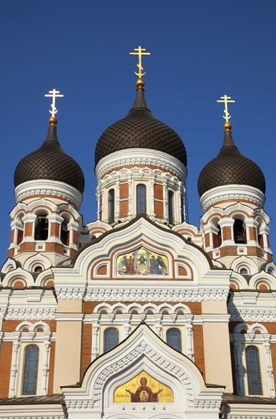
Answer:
125 377 163 402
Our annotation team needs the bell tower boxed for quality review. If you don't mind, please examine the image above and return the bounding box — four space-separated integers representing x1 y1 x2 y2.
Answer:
198 95 272 269
9 89 85 267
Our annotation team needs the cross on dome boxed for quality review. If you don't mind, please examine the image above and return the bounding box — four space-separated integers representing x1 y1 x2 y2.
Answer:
44 89 64 117
217 94 235 123
129 46 151 79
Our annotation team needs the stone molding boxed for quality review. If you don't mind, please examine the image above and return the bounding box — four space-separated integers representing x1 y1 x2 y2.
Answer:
54 284 229 301
200 184 265 212
15 180 82 209
95 148 187 182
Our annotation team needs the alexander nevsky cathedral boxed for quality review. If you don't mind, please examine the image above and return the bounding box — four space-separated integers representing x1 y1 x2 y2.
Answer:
0 47 276 419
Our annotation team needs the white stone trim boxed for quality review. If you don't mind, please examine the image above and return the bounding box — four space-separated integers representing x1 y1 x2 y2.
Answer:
0 404 65 419
62 324 223 419
95 149 187 183
15 180 83 209
231 330 275 398
200 184 265 212
54 284 229 301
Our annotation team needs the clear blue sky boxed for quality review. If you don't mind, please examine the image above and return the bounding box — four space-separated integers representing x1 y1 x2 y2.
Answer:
1 0 276 264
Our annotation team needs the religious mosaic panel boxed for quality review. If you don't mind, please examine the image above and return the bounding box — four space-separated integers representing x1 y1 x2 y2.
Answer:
116 247 168 276
114 371 174 403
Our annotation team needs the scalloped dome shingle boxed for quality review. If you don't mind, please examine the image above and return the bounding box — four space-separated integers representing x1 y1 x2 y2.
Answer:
14 125 85 194
95 89 187 166
198 129 265 197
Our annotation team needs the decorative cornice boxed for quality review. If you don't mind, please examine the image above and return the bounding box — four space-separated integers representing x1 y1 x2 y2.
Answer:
200 185 265 212
3 306 56 320
95 148 187 182
81 286 229 302
15 179 82 209
229 307 276 322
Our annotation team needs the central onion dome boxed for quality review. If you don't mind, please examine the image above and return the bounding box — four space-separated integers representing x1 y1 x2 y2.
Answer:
95 80 187 166
198 122 265 197
14 117 85 194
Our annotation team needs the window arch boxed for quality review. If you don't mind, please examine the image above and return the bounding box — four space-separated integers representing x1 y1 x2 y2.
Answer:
104 327 119 352
22 345 39 395
35 213 48 241
168 191 174 224
16 213 24 245
245 346 263 395
136 184 146 214
211 218 221 248
233 219 246 244
61 215 70 245
108 189 115 224
166 328 182 352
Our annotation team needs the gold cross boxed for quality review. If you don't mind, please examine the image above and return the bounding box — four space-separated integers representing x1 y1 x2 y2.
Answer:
217 94 235 122
129 46 151 78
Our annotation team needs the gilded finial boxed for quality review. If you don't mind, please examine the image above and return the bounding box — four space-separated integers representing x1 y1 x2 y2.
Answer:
44 89 64 121
217 94 235 128
129 46 151 87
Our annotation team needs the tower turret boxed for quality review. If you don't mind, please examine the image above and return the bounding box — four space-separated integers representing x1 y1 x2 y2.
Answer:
198 95 271 268
9 90 85 266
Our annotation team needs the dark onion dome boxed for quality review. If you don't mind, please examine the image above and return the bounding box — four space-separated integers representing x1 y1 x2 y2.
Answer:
14 117 85 194
198 122 266 197
95 81 187 166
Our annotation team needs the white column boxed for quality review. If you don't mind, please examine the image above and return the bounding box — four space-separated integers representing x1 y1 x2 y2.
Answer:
186 317 194 361
41 334 51 395
163 180 168 223
96 185 101 220
264 335 275 397
176 182 182 225
150 179 155 218
123 315 131 338
154 315 162 338
128 173 133 218
115 178 120 222
9 333 21 397
68 221 79 250
92 322 100 361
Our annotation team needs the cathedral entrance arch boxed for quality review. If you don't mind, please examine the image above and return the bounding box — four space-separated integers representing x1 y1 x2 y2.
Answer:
62 323 223 419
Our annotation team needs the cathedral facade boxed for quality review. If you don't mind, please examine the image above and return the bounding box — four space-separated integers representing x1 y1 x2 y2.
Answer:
0 51 276 419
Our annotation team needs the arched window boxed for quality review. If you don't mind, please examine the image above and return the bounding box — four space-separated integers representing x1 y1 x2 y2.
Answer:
245 346 263 395
166 328 182 352
104 327 119 352
240 268 248 275
61 217 69 245
16 214 24 245
35 214 48 241
136 184 146 214
108 189 115 224
22 345 39 395
234 219 246 244
168 191 174 224
213 224 221 248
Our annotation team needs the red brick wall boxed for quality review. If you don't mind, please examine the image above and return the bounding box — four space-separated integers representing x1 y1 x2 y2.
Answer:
193 325 205 379
0 342 13 397
81 324 92 378
48 341 56 394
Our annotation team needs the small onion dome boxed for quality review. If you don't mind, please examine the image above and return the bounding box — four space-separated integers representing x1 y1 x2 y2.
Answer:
95 81 187 166
14 117 85 194
198 122 265 197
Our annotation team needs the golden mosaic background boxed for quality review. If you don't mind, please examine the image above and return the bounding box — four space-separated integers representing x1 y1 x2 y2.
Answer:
114 370 174 403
